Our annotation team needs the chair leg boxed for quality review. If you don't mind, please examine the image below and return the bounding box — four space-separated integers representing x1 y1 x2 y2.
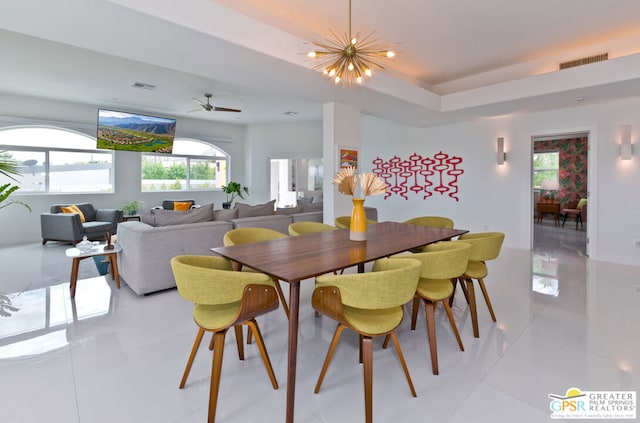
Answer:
423 300 439 375
382 334 391 349
562 213 568 227
443 301 464 351
273 279 290 320
209 334 215 351
466 278 480 338
315 324 346 393
477 278 497 322
449 278 457 307
410 294 420 330
208 330 227 423
359 335 363 364
246 319 278 389
180 328 205 389
362 336 374 423
246 326 253 345
234 325 244 360
576 214 582 229
388 332 417 397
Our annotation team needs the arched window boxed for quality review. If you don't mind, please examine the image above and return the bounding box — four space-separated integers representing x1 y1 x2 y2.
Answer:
0 126 113 193
141 138 228 191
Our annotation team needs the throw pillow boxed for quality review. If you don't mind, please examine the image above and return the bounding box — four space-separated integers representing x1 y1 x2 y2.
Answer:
576 198 587 209
213 207 239 221
153 203 214 226
173 201 192 211
236 199 276 218
297 197 313 205
61 204 86 223
276 206 301 215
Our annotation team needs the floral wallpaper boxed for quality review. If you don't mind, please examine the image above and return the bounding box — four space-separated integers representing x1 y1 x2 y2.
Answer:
534 137 587 206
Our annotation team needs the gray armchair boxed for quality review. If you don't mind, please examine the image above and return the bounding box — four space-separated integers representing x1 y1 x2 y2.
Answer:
41 203 123 244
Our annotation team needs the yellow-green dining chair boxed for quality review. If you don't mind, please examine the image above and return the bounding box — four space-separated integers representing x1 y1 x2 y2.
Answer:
393 241 471 375
312 257 422 423
334 215 377 229
170 255 279 423
404 216 456 253
455 232 505 338
288 221 337 236
404 216 454 229
223 227 290 319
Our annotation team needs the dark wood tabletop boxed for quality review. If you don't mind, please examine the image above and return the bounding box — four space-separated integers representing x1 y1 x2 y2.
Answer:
212 221 468 282
211 221 468 423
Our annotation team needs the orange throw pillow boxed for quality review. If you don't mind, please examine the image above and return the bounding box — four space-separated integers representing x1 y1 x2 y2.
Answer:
173 201 192 211
61 204 86 222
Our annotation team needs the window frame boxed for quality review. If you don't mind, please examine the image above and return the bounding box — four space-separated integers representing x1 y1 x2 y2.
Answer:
140 138 229 192
0 126 115 194
533 150 560 190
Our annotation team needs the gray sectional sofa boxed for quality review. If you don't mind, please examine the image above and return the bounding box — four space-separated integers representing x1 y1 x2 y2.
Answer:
116 201 322 295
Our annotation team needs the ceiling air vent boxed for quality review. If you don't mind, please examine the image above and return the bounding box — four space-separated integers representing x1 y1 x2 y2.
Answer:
132 82 156 90
559 53 608 70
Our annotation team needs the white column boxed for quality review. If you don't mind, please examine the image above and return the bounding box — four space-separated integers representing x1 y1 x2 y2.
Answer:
323 102 361 225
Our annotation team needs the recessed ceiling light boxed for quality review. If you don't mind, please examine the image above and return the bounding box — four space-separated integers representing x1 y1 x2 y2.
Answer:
132 82 156 90
283 111 298 116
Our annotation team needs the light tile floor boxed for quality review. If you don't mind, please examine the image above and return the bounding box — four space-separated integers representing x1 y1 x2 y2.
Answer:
0 223 638 423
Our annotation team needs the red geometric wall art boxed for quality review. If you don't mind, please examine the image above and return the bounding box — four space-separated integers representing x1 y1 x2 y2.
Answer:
372 151 464 201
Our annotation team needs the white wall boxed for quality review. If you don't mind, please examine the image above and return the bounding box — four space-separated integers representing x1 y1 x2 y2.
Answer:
244 121 323 203
361 97 640 266
0 94 246 245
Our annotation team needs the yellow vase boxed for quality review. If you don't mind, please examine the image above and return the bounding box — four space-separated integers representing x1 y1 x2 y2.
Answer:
350 198 367 241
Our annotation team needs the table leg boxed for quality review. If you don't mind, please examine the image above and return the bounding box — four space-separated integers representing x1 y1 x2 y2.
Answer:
70 257 81 299
286 281 301 423
108 253 121 289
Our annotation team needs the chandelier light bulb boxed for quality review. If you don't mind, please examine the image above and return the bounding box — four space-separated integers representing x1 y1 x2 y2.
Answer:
308 51 317 58
365 68 373 77
351 37 357 45
329 68 336 76
334 76 341 84
356 76 363 84
386 51 395 58
348 62 354 71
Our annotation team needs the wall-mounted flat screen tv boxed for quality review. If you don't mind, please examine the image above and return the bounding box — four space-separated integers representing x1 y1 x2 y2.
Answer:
97 109 176 154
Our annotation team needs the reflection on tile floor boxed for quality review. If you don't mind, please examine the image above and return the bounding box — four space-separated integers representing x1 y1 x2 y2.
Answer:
1 229 638 422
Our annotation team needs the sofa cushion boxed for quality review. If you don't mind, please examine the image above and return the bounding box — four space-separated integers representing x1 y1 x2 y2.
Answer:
61 205 86 222
300 202 323 213
150 203 214 226
236 200 276 218
276 206 301 215
213 208 239 220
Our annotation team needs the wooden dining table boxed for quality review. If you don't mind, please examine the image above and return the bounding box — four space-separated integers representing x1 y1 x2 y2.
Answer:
211 221 468 423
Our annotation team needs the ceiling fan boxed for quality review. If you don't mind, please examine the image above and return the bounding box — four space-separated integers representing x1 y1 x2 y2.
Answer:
190 93 241 113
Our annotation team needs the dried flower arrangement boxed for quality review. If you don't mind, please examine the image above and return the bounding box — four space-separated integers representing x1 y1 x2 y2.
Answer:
333 166 386 198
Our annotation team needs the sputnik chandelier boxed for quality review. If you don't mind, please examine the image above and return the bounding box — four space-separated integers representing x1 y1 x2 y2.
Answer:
307 0 395 86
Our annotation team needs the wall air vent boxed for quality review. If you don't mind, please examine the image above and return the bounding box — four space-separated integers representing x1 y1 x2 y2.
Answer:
132 82 157 90
559 53 608 70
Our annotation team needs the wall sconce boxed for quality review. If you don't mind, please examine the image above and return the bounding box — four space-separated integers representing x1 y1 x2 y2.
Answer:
620 125 632 160
497 137 506 165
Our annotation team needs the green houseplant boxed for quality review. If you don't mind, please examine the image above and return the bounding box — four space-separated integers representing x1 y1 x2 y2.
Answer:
122 200 145 216
221 181 249 209
0 151 31 212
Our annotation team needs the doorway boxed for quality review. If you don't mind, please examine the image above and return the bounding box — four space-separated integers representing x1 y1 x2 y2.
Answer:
269 157 323 208
532 132 588 256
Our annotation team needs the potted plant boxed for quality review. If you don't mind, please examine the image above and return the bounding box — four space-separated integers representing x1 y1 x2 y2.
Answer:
0 151 31 212
122 200 145 216
221 181 249 209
